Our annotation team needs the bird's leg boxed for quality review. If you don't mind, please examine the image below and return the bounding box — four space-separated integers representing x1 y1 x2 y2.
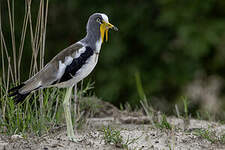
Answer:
74 84 78 117
63 86 76 142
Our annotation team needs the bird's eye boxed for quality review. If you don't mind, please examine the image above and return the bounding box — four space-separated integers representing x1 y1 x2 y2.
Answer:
96 18 101 23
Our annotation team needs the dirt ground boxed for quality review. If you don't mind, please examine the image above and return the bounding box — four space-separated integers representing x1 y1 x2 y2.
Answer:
1 100 225 150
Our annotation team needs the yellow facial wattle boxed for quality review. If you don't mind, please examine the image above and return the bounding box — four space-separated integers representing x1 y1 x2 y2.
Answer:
105 29 108 42
100 23 108 43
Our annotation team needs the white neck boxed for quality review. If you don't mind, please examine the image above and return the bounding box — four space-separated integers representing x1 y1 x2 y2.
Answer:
95 38 102 53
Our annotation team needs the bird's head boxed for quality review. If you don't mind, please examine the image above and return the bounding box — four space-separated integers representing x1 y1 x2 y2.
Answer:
86 13 118 43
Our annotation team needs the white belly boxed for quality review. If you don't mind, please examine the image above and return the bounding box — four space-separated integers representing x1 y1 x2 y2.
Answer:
74 53 98 83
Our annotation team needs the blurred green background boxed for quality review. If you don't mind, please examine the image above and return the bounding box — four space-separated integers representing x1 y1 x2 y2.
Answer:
1 0 225 116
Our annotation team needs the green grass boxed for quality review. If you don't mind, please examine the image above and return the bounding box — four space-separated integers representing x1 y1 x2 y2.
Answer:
102 126 141 149
0 87 64 135
102 126 126 148
182 96 189 120
193 128 225 144
155 114 172 130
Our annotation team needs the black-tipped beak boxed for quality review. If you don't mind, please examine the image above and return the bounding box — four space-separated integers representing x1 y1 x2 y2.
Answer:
112 26 118 31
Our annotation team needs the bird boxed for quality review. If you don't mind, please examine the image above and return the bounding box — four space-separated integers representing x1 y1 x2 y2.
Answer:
8 13 118 141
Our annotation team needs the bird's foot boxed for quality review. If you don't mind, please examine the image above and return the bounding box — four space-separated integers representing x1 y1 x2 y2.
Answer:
68 135 83 143
68 136 78 142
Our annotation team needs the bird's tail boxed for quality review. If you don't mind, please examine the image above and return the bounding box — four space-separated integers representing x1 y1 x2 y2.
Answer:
8 84 30 103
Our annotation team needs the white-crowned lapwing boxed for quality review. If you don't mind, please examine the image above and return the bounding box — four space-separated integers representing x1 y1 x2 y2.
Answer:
9 13 118 141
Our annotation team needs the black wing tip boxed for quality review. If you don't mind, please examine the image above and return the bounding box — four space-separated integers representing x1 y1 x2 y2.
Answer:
8 84 30 104
8 84 25 93
13 92 30 104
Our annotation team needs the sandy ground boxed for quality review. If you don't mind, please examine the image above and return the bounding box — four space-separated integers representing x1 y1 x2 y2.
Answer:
1 116 225 150
0 99 225 150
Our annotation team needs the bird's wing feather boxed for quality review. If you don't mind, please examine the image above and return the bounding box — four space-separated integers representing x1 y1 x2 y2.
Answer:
19 43 84 94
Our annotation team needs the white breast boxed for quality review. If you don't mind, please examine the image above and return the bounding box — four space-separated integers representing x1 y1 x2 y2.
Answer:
74 53 99 83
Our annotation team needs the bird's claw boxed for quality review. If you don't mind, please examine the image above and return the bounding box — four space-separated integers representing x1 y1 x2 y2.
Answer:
68 136 78 142
68 136 82 143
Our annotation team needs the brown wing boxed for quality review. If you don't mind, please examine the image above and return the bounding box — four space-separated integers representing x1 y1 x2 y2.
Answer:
19 43 83 94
